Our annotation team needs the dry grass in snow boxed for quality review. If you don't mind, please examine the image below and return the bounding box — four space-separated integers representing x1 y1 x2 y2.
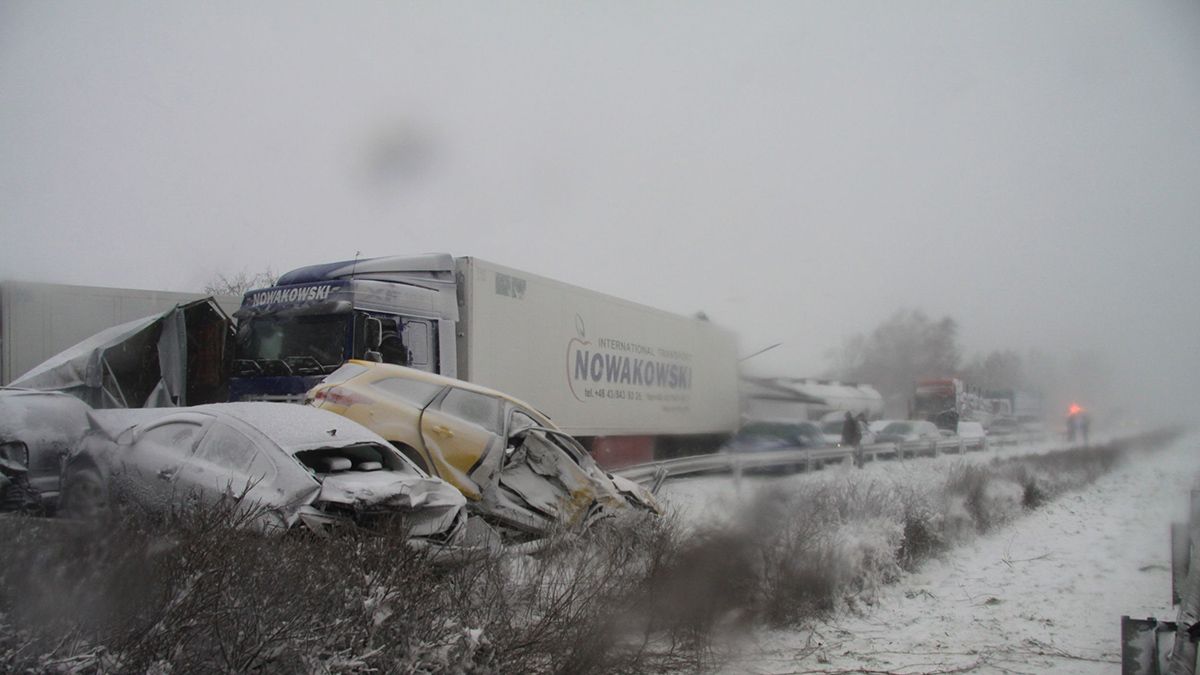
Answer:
0 429 1180 673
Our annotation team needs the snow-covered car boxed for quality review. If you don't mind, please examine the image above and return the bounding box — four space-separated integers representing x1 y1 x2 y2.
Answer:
307 361 661 541
874 420 943 444
0 388 93 513
987 416 1019 436
956 421 987 440
60 402 469 548
725 420 828 452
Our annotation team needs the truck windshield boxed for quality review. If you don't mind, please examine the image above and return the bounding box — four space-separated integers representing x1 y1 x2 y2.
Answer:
913 393 954 416
236 316 348 376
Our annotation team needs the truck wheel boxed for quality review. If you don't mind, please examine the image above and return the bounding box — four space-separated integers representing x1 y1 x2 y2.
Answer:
61 467 109 520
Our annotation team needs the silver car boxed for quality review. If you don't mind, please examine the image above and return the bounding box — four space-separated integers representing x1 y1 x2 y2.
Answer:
0 388 93 513
61 402 469 547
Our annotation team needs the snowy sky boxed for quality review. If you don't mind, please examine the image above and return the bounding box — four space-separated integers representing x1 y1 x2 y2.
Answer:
2 2 1198 420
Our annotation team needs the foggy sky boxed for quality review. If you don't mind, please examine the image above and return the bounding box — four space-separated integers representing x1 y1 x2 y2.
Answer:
2 2 1198 421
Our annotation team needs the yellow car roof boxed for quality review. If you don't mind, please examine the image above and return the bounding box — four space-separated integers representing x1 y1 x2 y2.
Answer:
342 360 552 422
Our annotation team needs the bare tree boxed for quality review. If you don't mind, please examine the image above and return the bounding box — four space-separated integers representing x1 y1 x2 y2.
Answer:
828 309 962 405
203 268 277 297
960 349 1024 392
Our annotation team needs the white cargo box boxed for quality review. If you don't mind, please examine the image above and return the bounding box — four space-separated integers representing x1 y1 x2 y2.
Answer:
455 258 740 437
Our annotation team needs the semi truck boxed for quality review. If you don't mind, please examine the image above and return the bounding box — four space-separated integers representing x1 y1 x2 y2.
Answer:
910 377 992 430
230 254 741 467
984 389 1045 423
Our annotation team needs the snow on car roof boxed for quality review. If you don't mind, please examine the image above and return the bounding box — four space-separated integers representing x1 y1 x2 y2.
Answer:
0 388 92 439
86 402 389 452
193 402 387 452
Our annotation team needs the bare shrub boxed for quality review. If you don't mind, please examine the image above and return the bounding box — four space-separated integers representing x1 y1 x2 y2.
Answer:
0 428 1183 673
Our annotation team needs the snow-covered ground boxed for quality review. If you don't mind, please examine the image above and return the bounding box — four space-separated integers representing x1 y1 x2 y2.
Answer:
658 433 1196 674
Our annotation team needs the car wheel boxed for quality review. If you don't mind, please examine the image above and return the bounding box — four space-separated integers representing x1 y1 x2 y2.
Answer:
61 466 109 520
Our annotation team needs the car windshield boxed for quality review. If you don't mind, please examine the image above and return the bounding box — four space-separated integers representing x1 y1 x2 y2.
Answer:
882 422 912 434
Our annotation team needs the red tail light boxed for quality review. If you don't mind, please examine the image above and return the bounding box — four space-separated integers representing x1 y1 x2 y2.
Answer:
313 386 364 407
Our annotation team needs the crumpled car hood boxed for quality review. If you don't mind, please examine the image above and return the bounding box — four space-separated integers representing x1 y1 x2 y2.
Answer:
608 473 662 513
317 471 466 537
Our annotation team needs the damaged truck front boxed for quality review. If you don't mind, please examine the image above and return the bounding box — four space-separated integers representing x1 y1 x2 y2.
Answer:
232 254 740 468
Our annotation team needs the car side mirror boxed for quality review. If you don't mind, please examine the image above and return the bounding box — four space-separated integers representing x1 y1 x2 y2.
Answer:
364 317 382 349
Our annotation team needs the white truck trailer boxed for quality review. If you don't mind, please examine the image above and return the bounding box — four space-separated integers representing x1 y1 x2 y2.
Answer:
231 254 741 467
1 280 239 385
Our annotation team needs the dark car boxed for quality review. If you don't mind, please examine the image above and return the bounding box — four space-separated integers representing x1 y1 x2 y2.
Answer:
0 388 93 513
724 420 828 453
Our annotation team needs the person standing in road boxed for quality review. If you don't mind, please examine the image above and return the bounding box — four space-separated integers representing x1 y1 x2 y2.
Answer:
842 411 863 468
855 412 870 468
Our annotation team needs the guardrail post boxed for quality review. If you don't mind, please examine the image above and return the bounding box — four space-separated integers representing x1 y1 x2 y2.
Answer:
1174 522 1190 606
1124 616 1176 675
1167 488 1200 674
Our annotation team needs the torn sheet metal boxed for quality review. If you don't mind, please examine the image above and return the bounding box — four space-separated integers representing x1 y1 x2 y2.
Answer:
11 298 233 409
318 471 466 537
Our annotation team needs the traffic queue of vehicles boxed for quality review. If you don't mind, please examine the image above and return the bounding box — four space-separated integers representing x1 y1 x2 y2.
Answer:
0 252 1031 546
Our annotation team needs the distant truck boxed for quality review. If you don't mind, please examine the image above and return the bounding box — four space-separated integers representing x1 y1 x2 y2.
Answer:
984 388 1044 424
1 281 239 386
910 377 992 430
230 254 741 467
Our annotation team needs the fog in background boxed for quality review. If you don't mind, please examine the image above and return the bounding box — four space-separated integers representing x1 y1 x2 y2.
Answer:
2 2 1198 425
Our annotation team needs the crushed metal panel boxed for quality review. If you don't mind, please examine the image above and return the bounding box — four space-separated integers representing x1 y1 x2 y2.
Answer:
317 471 466 537
10 299 232 409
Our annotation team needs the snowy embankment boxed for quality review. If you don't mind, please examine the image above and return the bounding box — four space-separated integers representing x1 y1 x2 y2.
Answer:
659 432 1195 674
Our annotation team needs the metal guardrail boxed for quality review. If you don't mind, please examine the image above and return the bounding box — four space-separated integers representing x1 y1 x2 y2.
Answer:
614 437 989 485
986 431 1049 447
1123 484 1200 674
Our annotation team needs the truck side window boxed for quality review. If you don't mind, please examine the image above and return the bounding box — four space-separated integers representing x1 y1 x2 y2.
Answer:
379 333 407 366
437 388 502 435
401 319 437 372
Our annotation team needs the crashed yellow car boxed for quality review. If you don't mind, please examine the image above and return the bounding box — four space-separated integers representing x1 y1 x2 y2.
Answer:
307 361 660 540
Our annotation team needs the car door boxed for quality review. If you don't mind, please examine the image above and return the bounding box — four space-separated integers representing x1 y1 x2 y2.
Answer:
119 414 211 506
419 386 504 500
176 419 281 508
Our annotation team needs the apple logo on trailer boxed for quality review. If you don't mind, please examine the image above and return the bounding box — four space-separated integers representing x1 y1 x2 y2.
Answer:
566 314 590 402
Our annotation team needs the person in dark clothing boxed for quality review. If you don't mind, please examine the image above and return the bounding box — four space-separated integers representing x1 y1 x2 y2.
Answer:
841 411 861 447
842 412 865 468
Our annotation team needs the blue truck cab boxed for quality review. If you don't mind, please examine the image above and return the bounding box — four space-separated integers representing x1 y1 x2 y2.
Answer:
230 254 459 402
